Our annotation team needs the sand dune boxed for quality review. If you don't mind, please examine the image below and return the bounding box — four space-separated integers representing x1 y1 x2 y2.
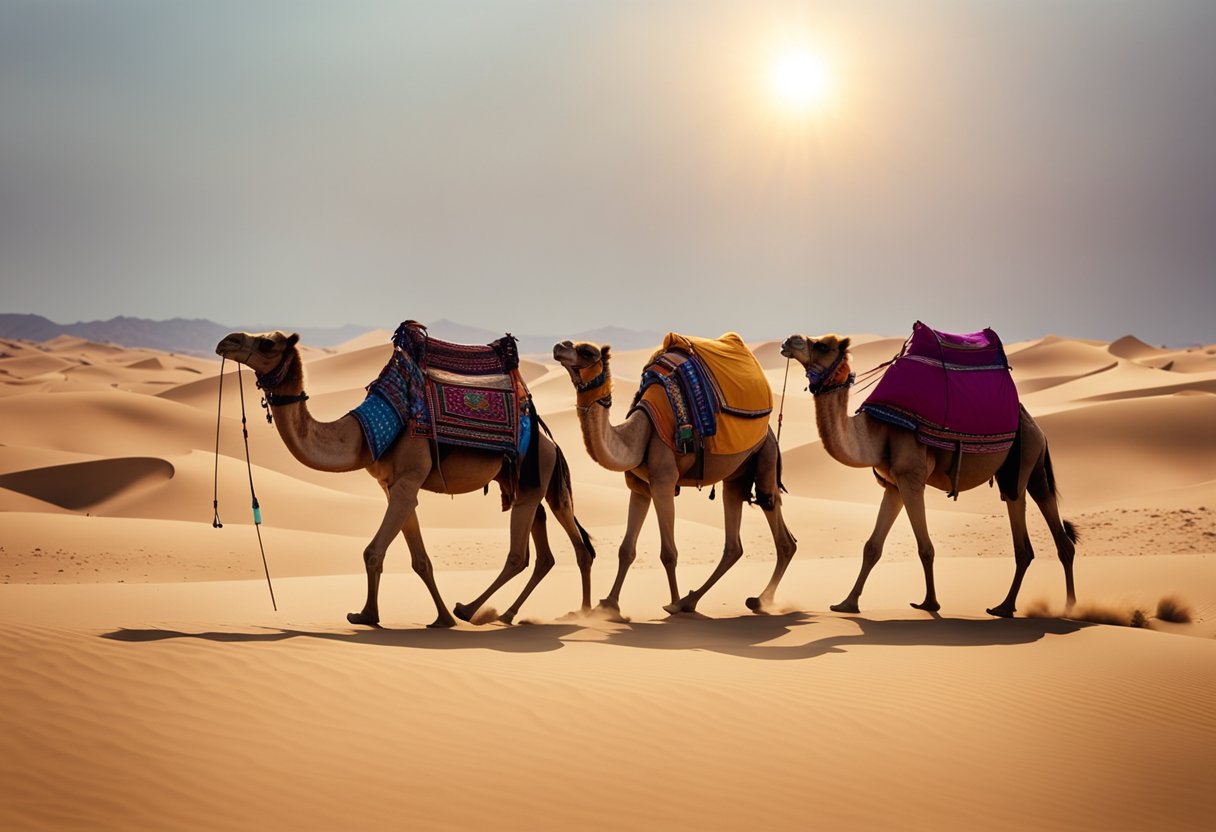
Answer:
1 328 1214 831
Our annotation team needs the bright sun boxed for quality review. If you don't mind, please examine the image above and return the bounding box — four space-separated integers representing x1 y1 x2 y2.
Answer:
769 47 833 115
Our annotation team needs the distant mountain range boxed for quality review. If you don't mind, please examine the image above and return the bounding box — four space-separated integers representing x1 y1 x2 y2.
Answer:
0 314 667 356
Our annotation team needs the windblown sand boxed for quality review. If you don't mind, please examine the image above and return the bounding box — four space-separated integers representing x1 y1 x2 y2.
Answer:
2 330 1214 831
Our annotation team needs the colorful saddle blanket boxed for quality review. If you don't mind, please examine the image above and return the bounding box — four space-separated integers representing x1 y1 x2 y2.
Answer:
631 332 772 457
350 321 531 464
860 321 1019 454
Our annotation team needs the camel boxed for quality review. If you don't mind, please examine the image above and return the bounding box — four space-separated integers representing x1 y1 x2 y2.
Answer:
552 340 797 616
780 333 1077 616
215 330 595 628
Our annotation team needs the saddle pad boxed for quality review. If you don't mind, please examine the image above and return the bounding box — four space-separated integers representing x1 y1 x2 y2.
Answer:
393 320 518 375
350 324 529 461
634 332 772 457
860 321 1019 453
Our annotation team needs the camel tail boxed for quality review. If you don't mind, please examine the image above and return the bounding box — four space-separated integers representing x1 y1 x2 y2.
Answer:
576 518 596 560
1063 519 1079 545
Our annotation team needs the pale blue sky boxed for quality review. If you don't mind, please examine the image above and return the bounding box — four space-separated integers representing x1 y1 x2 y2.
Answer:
2 0 1214 344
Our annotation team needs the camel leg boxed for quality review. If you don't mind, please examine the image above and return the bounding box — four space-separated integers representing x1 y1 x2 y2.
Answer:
651 480 682 610
900 480 941 612
496 508 558 624
453 498 541 624
832 484 903 613
546 499 596 614
1027 460 1078 610
987 494 1034 618
746 501 798 614
348 477 445 627
598 487 650 615
665 478 747 614
398 510 457 628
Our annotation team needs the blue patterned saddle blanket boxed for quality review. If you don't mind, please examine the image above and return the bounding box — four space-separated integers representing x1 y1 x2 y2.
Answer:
630 350 718 454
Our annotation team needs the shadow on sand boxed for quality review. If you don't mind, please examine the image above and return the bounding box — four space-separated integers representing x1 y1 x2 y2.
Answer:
101 612 1090 659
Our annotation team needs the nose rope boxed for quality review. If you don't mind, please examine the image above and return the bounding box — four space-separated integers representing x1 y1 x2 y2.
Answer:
212 357 278 611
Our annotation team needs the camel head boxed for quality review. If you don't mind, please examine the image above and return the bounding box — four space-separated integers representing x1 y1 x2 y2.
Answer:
781 333 853 394
215 330 301 387
553 340 613 407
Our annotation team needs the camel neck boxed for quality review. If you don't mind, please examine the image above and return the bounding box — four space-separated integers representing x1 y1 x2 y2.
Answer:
813 387 880 469
260 348 371 473
573 360 648 472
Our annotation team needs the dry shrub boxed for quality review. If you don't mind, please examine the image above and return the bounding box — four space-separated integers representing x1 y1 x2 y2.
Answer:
1155 595 1194 624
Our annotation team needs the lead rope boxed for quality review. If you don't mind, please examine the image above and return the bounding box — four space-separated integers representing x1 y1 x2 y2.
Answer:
212 357 226 529
212 360 277 611
776 356 791 446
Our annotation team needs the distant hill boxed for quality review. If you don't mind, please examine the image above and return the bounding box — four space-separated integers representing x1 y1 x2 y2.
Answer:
0 313 666 356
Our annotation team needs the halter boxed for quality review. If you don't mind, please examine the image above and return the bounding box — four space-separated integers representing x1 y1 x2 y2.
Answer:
806 347 856 396
575 359 612 409
254 349 308 422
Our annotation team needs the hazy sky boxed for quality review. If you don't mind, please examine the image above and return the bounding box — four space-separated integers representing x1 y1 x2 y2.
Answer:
2 0 1214 344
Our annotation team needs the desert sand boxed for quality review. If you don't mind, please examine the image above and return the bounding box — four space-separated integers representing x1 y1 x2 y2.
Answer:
2 328 1214 831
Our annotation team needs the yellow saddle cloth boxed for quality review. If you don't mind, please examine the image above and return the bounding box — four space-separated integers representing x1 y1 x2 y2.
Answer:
635 332 772 457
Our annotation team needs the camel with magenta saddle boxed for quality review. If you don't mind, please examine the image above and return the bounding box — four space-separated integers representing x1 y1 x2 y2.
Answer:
216 327 594 628
780 325 1077 617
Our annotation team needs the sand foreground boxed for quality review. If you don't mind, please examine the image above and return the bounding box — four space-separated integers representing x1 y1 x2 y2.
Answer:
2 330 1214 830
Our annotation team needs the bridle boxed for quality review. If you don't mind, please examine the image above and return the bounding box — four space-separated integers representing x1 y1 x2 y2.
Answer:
254 349 309 421
805 345 856 397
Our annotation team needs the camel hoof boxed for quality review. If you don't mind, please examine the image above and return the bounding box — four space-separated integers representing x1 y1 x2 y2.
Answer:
453 602 475 622
830 601 860 614
663 596 697 615
498 611 516 625
597 598 620 611
986 605 1016 618
591 603 629 623
745 596 762 611
910 601 941 612
347 611 380 627
427 616 457 629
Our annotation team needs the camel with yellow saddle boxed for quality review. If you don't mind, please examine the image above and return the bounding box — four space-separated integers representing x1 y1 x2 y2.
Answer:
553 332 798 616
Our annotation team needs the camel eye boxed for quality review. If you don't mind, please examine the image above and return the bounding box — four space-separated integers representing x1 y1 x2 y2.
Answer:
813 342 830 354
257 338 275 353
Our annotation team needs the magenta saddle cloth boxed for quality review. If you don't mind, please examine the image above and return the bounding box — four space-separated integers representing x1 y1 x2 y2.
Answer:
859 321 1019 453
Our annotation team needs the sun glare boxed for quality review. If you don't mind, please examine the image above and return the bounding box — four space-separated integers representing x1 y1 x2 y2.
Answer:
770 47 832 116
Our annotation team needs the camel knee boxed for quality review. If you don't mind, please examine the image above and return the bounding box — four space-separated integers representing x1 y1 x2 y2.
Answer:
723 541 744 566
362 546 385 574
410 554 433 579
862 540 883 567
659 547 678 569
916 543 935 563
575 546 594 571
616 545 637 568
505 549 530 576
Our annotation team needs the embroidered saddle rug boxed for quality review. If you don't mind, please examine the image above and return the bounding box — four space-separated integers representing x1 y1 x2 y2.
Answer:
631 332 772 458
350 320 532 468
859 321 1019 454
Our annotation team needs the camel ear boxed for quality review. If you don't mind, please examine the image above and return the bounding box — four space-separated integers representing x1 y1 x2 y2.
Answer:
600 344 612 362
838 337 851 354
286 333 300 348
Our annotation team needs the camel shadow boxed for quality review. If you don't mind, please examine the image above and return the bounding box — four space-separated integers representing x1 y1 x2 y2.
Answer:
614 613 1091 660
102 613 1090 660
101 622 584 654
